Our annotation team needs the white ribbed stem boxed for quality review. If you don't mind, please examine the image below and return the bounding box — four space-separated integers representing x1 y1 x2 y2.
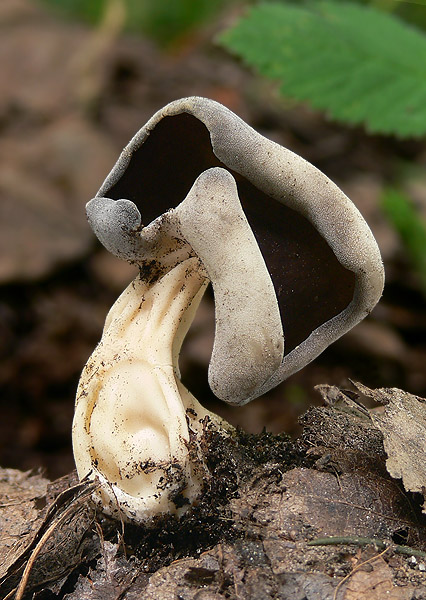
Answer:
72 257 225 522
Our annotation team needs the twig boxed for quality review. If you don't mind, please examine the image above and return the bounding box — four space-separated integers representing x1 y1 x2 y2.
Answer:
308 535 426 558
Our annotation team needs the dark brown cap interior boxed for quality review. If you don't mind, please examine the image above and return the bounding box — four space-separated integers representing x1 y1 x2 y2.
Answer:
107 113 355 354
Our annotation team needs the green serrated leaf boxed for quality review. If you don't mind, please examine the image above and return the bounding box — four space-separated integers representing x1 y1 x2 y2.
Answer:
219 1 426 137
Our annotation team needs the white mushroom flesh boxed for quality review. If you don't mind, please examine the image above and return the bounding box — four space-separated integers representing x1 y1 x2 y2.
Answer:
72 258 226 522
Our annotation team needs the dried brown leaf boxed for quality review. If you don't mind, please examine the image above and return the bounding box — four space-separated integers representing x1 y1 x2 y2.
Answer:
0 475 99 599
233 467 424 546
0 468 49 578
353 382 426 512
341 556 413 600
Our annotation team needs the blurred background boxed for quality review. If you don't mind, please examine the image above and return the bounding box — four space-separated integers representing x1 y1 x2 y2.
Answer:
1 0 425 478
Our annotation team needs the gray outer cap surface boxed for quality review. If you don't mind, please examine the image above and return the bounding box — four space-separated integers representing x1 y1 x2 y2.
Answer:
87 96 385 405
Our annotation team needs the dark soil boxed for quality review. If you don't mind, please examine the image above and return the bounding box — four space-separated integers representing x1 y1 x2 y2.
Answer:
119 427 300 571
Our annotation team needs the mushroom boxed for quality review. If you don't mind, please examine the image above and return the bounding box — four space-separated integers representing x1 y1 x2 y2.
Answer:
72 97 384 522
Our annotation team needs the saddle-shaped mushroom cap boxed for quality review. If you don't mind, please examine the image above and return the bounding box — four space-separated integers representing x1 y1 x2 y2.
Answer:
87 96 384 405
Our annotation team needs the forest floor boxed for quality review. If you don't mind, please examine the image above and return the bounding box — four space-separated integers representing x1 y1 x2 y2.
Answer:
2 384 426 598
